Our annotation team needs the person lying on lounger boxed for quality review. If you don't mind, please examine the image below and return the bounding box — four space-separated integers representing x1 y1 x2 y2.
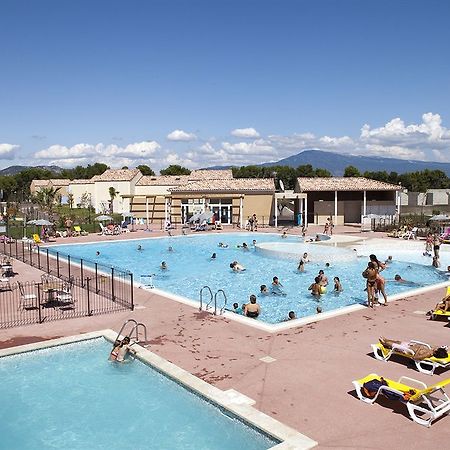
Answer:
432 295 450 313
379 336 448 360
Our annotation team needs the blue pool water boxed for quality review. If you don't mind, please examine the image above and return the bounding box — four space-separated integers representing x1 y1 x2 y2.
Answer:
49 233 447 323
0 339 277 450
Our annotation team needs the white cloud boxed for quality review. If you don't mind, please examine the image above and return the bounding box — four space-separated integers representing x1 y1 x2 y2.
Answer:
0 143 19 159
34 141 161 168
167 130 197 141
231 127 260 138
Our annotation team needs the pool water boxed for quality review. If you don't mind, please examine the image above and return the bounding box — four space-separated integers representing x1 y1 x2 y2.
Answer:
49 233 447 323
0 339 277 450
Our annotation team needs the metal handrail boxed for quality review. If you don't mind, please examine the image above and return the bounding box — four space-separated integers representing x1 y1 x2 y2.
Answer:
115 318 138 342
199 285 213 311
214 289 228 315
129 322 148 346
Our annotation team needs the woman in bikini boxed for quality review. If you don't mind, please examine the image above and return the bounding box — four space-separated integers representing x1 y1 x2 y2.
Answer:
363 262 378 308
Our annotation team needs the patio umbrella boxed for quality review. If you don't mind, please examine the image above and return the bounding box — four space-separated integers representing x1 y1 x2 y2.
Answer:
189 212 202 223
34 219 53 226
27 219 37 225
429 214 450 221
95 215 113 221
198 210 214 223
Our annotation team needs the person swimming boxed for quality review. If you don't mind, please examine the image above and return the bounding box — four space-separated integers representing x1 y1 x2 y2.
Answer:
168 246 174 252
271 276 286 295
287 311 296 320
211 253 217 259
96 251 100 256
230 261 245 272
333 277 343 292
218 242 229 248
160 261 168 270
260 284 269 295
137 245 142 251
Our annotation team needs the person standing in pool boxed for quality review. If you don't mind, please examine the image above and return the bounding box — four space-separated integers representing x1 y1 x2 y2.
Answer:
433 234 442 259
271 276 285 295
297 259 305 272
333 277 343 292
244 294 260 318
308 277 322 297
317 270 328 287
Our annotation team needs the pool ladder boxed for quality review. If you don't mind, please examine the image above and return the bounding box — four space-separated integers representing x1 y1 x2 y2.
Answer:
199 286 228 315
116 319 148 347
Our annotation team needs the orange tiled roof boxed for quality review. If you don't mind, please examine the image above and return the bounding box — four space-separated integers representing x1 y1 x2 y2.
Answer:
188 169 233 180
296 177 402 192
136 175 190 186
69 178 94 185
49 179 71 186
91 169 141 182
171 178 275 193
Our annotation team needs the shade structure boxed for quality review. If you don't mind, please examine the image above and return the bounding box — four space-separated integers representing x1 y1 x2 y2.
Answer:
34 219 53 226
198 210 214 223
430 214 450 222
95 215 113 221
26 220 37 225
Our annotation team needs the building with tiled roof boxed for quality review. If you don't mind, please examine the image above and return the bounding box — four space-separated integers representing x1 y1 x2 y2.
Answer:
294 177 401 226
171 178 275 193
30 179 51 194
296 177 401 192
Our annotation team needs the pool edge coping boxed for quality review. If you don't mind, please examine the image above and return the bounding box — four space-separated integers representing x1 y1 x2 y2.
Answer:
0 330 318 450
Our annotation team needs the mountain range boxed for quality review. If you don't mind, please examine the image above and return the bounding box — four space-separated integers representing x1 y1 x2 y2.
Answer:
211 150 450 176
0 165 63 176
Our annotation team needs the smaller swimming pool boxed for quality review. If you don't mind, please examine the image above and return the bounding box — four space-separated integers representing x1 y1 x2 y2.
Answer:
0 337 280 450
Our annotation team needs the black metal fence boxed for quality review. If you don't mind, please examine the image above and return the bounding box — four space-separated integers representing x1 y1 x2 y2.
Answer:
0 277 130 329
1 239 134 328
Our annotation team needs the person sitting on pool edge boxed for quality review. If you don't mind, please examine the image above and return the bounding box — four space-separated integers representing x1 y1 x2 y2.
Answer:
244 294 260 318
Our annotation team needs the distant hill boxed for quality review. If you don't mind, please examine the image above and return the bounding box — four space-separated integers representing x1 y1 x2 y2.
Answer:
209 150 450 176
0 165 63 176
261 150 450 176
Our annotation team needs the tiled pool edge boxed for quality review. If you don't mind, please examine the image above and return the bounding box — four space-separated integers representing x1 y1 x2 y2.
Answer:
0 330 318 450
148 279 450 333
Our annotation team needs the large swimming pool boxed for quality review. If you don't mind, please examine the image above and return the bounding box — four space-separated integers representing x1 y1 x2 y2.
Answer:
0 338 277 449
48 233 448 324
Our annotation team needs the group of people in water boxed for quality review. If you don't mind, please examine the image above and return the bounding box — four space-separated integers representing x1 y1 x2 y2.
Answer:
424 232 443 268
362 254 390 308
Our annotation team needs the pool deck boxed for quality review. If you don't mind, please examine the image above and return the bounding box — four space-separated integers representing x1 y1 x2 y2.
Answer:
1 225 450 449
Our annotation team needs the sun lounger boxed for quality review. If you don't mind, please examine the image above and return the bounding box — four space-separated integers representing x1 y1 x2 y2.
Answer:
32 234 42 244
372 341 450 375
402 227 418 240
73 225 88 236
353 373 450 427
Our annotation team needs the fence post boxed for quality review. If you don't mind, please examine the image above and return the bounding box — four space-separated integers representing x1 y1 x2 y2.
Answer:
37 245 41 270
111 267 115 301
2 239 5 255
46 249 50 273
56 252 60 278
9 239 12 257
86 277 92 316
80 259 84 287
22 241 25 261
68 255 71 280
15 239 18 258
95 263 99 293
130 273 134 310
29 243 33 266
37 283 42 324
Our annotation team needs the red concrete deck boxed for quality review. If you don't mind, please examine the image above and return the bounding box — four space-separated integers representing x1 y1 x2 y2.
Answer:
1 227 449 449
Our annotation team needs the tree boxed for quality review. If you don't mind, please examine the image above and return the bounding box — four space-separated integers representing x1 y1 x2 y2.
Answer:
137 165 155 176
296 164 316 177
160 165 191 176
343 165 361 177
121 166 129 170
32 186 61 220
108 187 119 213
67 193 74 209
314 168 332 177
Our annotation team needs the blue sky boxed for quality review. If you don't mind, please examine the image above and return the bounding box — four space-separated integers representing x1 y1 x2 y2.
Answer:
1 0 449 171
